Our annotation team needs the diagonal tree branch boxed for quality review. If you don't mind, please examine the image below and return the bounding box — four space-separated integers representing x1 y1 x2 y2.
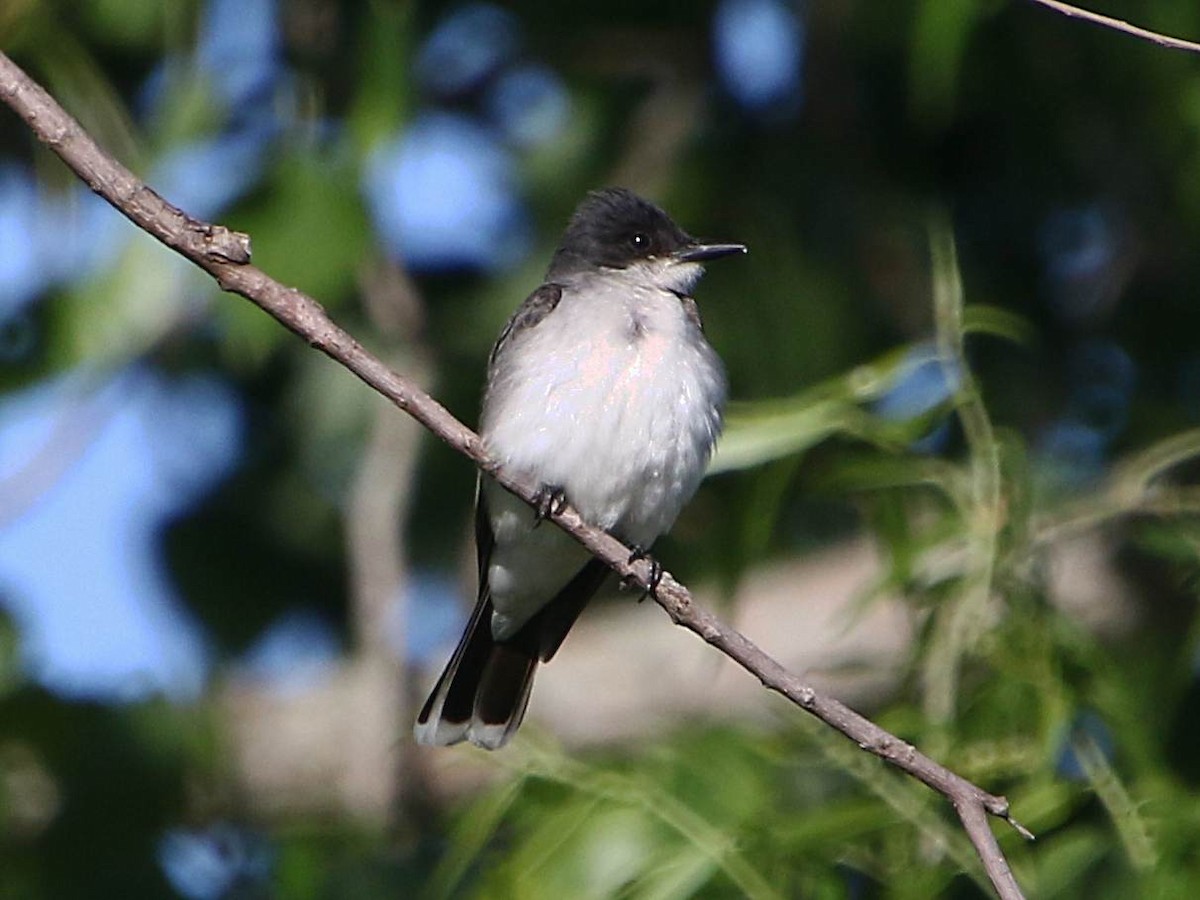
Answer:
0 51 1031 899
1027 0 1200 54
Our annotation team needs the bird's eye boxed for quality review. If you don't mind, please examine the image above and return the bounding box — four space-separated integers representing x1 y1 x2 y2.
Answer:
630 232 650 252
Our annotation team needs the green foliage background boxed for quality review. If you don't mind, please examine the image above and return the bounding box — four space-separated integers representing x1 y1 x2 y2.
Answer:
4 1 1200 898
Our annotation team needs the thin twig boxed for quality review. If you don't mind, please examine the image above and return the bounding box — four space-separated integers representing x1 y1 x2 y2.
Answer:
0 51 1032 899
1028 0 1200 55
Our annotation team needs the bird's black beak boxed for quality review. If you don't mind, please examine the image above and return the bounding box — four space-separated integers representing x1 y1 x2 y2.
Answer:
673 242 747 263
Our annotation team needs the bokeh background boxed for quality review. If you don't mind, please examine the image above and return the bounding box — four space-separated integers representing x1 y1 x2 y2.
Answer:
4 0 1200 897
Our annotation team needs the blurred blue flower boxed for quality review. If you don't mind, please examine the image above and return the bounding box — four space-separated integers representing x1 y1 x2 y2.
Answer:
0 164 134 321
875 346 961 421
1065 340 1135 441
151 128 273 220
714 0 806 117
235 609 341 696
138 370 245 504
1041 206 1112 282
0 165 44 316
416 3 521 99
364 112 532 272
141 0 283 228
486 63 571 148
1036 418 1106 486
1036 340 1135 480
403 570 466 667
159 823 273 900
39 187 130 285
197 0 282 110
1038 204 1123 325
0 365 244 702
872 344 960 451
1070 383 1130 442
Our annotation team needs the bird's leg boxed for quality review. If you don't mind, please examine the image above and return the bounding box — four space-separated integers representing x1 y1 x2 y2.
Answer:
532 484 568 527
622 545 663 602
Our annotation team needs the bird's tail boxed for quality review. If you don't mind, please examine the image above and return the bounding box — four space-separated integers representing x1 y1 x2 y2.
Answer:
413 596 538 750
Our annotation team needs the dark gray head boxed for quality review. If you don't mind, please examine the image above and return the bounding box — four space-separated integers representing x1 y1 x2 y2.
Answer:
547 188 745 283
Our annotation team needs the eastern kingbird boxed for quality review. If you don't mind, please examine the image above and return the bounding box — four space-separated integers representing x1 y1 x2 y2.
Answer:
415 187 745 749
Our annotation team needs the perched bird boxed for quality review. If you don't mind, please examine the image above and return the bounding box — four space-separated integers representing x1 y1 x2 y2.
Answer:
415 187 745 749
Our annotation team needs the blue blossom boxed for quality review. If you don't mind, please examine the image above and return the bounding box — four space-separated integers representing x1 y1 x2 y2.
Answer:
364 113 531 272
714 0 806 117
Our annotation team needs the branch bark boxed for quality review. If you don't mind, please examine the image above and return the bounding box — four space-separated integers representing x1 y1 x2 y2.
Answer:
0 51 1031 899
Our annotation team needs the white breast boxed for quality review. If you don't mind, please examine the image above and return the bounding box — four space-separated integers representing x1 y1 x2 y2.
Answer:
482 271 726 547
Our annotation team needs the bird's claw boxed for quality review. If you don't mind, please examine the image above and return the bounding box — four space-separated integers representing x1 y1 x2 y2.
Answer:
532 485 568 526
623 545 663 602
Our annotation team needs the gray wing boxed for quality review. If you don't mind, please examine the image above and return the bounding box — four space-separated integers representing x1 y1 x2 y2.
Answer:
481 279 609 660
488 282 563 371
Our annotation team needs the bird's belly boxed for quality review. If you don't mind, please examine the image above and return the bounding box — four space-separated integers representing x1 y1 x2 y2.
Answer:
485 328 722 547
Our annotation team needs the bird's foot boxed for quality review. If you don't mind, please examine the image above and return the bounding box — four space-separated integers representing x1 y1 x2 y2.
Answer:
532 484 568 526
623 545 663 602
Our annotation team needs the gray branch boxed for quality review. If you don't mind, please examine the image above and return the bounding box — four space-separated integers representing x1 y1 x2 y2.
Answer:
1028 0 1200 55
